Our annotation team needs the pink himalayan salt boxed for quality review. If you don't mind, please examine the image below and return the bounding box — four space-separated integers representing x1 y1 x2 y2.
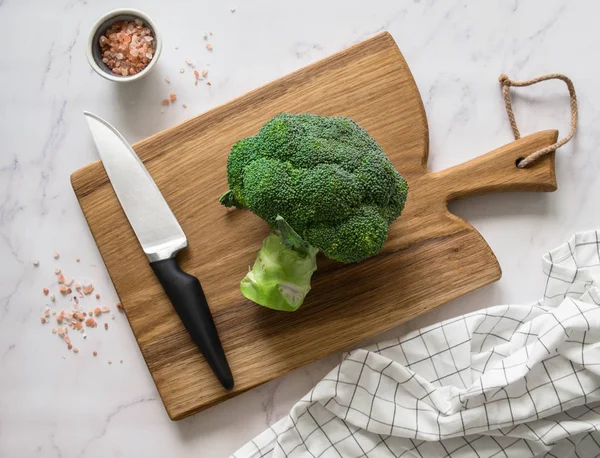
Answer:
99 20 155 77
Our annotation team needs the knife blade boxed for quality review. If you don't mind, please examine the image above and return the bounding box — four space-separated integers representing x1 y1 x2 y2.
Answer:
83 111 234 390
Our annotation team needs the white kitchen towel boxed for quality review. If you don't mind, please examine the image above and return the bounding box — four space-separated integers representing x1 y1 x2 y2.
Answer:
231 230 600 458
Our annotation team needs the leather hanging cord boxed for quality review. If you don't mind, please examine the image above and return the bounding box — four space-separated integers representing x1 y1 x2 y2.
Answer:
498 73 577 168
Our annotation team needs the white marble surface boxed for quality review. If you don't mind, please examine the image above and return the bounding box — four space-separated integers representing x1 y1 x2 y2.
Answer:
1 0 599 456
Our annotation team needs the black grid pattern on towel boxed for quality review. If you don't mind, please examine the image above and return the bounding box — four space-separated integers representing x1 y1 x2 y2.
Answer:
231 230 600 458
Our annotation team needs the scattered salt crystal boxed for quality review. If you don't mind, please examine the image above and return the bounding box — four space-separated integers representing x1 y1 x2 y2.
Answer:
209 31 213 36
94 307 101 316
116 302 123 310
206 81 212 86
83 284 94 295
230 7 236 12
111 315 116 320
203 33 208 40
120 360 123 364
64 276 74 286
33 260 39 267
54 268 61 275
73 347 79 354
76 258 80 262
52 328 57 334
206 43 213 51
53 252 60 259
182 104 188 108
185 58 194 67
83 333 87 339
67 344 73 350
59 285 68 294
201 69 208 77
40 317 47 324
179 68 185 73
64 336 71 344
43 288 49 296
95 293 100 299
165 76 171 84
58 273 65 284
108 360 112 365
174 44 179 50
169 93 177 102
104 323 109 330
101 306 110 313
162 98 170 105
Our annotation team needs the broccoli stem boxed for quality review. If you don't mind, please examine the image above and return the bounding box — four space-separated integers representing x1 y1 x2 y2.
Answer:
240 228 318 312
276 215 311 254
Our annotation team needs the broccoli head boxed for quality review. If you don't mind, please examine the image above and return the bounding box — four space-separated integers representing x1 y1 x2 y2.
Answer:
220 113 408 310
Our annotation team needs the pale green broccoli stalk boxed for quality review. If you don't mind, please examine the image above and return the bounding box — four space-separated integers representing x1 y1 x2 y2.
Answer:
240 217 318 311
221 113 408 311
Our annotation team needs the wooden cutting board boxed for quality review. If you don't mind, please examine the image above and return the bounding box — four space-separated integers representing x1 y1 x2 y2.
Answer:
71 32 558 420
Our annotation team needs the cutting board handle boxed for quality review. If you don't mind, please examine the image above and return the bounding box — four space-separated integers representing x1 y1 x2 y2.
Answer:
434 130 559 202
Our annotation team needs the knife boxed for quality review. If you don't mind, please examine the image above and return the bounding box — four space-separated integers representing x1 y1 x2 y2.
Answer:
83 112 234 390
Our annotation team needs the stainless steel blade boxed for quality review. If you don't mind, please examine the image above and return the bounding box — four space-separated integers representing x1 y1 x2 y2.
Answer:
84 112 187 262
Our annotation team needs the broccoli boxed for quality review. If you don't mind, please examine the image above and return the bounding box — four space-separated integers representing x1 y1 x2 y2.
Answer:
220 113 408 311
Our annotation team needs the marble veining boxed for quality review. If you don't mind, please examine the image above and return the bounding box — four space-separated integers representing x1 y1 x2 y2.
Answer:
1 0 599 457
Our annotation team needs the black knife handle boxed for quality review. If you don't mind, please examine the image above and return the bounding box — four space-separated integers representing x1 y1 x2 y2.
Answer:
150 258 234 390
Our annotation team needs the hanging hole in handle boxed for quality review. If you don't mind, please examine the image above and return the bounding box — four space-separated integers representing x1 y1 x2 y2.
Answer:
515 157 525 167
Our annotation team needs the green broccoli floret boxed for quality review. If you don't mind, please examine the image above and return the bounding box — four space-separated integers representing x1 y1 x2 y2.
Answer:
220 113 408 311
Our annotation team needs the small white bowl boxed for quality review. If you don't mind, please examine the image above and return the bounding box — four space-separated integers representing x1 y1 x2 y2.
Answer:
86 8 162 83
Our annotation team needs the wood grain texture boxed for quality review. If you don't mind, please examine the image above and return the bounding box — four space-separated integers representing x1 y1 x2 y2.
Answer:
71 32 559 420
